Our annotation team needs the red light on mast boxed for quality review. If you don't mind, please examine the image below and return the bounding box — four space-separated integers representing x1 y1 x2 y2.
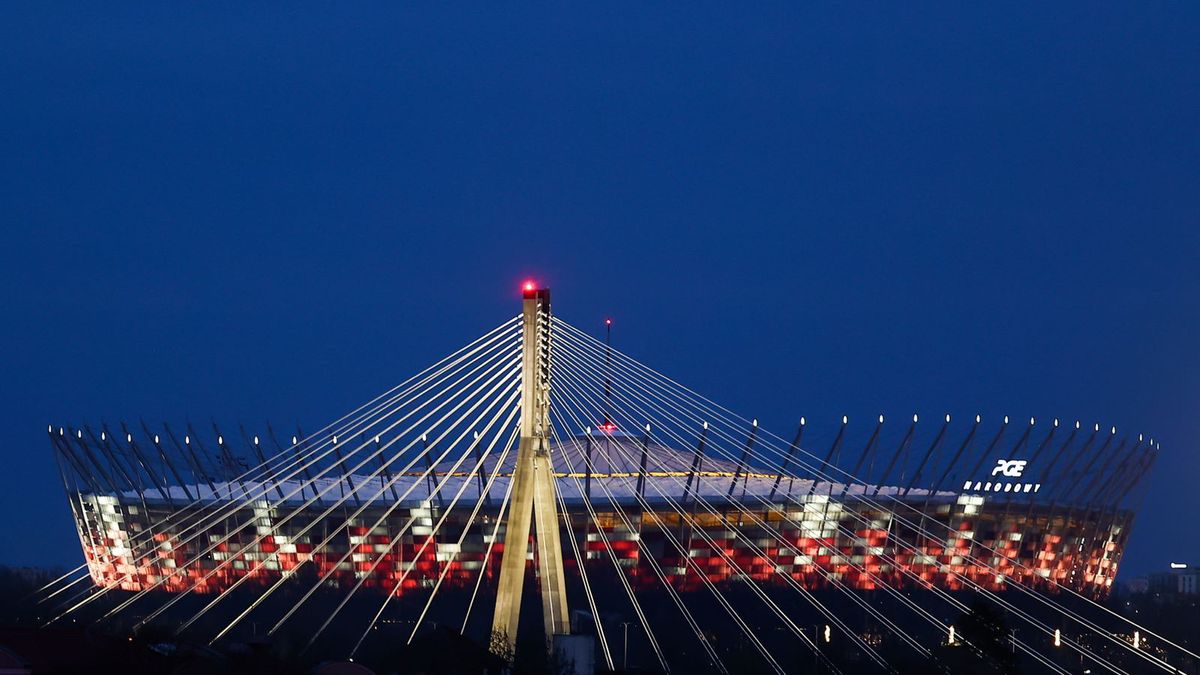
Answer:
522 281 536 292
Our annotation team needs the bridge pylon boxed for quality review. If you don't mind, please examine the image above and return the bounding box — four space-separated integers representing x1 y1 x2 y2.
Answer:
491 283 571 656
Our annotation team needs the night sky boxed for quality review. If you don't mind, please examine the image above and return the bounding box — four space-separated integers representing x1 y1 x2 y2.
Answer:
1 4 1197 578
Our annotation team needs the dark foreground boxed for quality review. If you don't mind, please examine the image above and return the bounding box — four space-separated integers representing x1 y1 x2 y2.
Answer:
2 566 1197 674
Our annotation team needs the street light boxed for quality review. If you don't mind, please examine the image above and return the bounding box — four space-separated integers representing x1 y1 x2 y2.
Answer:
620 621 632 670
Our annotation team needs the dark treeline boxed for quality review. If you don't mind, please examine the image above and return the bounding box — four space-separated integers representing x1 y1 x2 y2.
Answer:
2 565 1198 674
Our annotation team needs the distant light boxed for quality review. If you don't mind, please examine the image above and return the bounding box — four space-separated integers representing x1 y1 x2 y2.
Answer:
218 435 224 444
1134 630 1141 649
375 436 381 443
975 415 981 424
586 427 591 434
644 423 651 433
752 419 758 427
1076 421 1081 429
332 435 337 444
823 624 831 643
473 431 479 439
292 436 298 445
253 436 259 445
1030 417 1035 426
1111 426 1116 434
154 435 160 444
1004 415 1009 424
77 430 82 439
47 424 52 433
1054 418 1059 427
421 434 427 442
1054 628 1061 647
1139 434 1143 442
58 427 64 436
945 414 951 423
1094 423 1099 432
702 421 709 430
913 414 918 423
948 625 956 645
800 417 806 426
101 432 106 441
1170 562 1187 569
126 433 132 443
605 318 612 326
522 280 536 293
842 415 848 424
185 436 190 444
878 414 884 424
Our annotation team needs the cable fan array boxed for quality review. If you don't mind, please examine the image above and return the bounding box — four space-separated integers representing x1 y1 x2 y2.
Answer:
31 311 1184 675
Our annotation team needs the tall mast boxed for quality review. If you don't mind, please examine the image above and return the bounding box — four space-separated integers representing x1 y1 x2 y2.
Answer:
491 282 571 656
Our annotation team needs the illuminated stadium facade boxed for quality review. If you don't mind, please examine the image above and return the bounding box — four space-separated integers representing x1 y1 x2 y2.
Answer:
50 419 1151 600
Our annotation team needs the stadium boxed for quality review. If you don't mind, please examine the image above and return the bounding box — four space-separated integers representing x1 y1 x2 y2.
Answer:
40 289 1165 673
51 403 1151 602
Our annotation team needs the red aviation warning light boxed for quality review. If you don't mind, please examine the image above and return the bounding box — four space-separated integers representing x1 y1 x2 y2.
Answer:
521 280 545 299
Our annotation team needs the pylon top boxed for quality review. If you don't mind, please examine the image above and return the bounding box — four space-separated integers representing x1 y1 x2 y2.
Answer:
521 281 549 301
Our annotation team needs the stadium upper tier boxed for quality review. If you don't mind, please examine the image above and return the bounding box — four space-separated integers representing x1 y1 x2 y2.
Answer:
94 431 947 507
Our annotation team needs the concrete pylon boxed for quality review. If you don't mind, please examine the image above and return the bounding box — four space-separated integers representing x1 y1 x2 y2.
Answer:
491 284 571 656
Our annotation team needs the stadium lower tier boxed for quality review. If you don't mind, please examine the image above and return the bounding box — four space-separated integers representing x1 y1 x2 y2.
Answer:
71 492 1130 598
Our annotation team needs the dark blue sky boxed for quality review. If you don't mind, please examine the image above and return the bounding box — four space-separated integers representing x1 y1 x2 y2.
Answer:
1 4 1196 577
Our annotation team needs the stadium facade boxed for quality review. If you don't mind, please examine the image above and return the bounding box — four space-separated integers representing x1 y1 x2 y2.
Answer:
49 419 1152 600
